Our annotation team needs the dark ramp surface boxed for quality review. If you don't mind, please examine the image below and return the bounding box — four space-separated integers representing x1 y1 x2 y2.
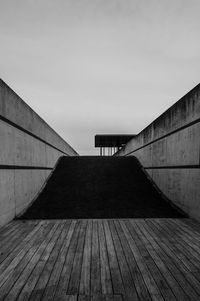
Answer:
21 156 185 219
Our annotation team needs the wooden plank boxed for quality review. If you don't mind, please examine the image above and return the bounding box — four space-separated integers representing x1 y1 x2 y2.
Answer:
0 222 36 265
0 218 200 300
0 221 55 300
91 295 102 301
103 221 126 297
113 296 123 301
41 221 76 301
114 220 151 301
180 218 200 234
65 295 78 301
91 221 101 295
102 296 112 301
168 219 200 252
17 221 72 301
164 219 200 260
191 272 200 283
168 219 200 241
28 221 68 301
153 220 200 297
4 221 63 301
151 219 197 272
160 219 200 271
144 219 200 300
78 295 90 301
98 221 112 295
18 222 59 301
134 220 189 301
0 221 22 243
0 220 21 238
147 220 189 273
130 220 177 301
119 220 165 301
108 220 139 301
79 220 92 295
67 220 87 295
128 219 175 301
0 221 48 288
54 221 82 300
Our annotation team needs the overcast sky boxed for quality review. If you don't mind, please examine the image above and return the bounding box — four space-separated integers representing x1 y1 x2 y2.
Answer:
0 0 200 155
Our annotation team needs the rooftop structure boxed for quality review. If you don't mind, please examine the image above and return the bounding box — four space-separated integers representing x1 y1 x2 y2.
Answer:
95 134 135 155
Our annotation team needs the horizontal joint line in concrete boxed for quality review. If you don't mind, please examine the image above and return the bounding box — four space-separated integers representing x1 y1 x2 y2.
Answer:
0 165 53 170
145 165 200 169
124 117 200 156
0 115 70 156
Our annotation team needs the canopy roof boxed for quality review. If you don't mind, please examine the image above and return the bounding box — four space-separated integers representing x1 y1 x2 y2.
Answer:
95 134 135 147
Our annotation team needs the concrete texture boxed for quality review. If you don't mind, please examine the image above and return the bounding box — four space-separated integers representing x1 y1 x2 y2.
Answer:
116 83 200 220
0 80 77 154
0 79 78 227
20 156 184 219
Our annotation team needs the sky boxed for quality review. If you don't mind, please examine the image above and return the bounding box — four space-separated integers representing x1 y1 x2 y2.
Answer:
0 0 200 155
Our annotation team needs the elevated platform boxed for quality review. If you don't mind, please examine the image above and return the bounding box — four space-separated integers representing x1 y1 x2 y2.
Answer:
0 218 200 300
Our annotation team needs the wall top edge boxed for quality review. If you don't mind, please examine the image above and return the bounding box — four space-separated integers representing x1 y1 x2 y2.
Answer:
139 82 200 134
116 82 200 156
0 78 78 155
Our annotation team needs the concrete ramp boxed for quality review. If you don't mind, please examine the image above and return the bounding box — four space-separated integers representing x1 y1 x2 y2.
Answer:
20 157 185 219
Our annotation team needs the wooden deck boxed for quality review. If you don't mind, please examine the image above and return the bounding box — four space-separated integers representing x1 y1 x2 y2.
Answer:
0 219 200 300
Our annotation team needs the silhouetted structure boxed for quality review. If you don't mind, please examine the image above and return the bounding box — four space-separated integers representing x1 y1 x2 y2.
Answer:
95 134 135 155
20 156 184 219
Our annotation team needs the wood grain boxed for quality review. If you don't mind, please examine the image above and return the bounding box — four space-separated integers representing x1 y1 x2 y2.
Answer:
0 218 199 300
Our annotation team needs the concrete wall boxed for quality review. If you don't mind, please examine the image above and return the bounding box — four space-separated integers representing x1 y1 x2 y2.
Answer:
116 83 200 220
0 79 78 227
